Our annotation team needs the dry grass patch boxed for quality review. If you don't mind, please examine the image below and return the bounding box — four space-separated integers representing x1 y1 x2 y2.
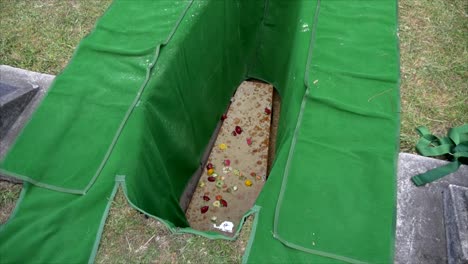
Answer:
0 181 22 225
96 189 251 264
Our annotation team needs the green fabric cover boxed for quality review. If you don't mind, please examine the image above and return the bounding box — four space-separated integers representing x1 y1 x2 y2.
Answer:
244 0 400 263
0 0 399 263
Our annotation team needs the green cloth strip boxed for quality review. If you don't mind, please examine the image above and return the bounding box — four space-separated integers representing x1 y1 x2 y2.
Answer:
412 124 468 186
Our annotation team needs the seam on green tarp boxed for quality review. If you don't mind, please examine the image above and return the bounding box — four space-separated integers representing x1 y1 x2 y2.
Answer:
264 0 400 262
0 0 194 195
115 175 260 241
301 0 320 88
247 0 270 77
88 180 120 264
82 0 195 194
274 234 367 264
273 0 321 226
271 0 319 252
269 1 370 263
0 182 27 232
241 205 261 264
0 169 85 195
0 0 119 194
391 0 401 260
0 0 115 167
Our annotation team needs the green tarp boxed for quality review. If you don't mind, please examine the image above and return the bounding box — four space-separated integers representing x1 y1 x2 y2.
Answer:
245 1 399 263
0 0 399 263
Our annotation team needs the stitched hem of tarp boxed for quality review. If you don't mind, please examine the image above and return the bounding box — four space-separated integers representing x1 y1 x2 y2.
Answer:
246 0 270 77
241 205 261 264
272 0 321 230
88 180 120 264
0 0 195 195
271 0 320 254
0 0 114 167
270 0 399 262
81 0 195 194
391 0 401 260
269 1 371 263
0 182 27 233
274 233 368 264
116 175 260 241
0 169 85 195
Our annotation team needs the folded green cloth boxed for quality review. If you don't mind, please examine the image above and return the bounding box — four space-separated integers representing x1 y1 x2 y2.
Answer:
412 124 468 186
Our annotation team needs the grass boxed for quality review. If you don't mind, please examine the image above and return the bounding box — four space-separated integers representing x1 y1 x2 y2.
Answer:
0 0 467 262
398 0 468 151
0 0 112 75
0 181 22 225
96 190 250 264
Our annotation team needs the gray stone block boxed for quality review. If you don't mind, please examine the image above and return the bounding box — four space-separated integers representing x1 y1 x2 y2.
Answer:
0 82 17 97
445 185 468 264
0 65 55 183
0 65 55 160
396 153 468 264
0 82 39 139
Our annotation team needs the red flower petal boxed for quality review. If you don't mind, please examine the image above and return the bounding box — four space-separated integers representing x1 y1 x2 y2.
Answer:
206 163 213 170
208 176 216 182
220 199 228 207
221 114 227 121
201 206 209 214
235 126 243 134
265 107 271 115
203 195 210 201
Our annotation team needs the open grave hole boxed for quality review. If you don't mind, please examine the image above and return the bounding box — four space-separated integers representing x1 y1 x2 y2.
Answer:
180 80 280 236
0 77 281 238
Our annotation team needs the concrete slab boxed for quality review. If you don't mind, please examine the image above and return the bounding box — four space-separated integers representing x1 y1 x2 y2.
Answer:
0 65 55 183
444 184 468 264
0 82 39 139
396 153 468 264
0 82 17 97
